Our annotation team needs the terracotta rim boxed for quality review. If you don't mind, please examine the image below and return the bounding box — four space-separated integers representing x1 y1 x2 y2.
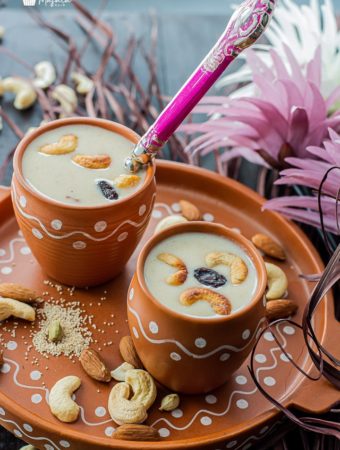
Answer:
12 117 155 210
136 221 267 324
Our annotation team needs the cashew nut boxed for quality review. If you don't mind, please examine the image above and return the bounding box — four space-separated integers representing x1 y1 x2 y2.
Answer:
108 382 148 425
157 253 188 285
51 84 77 115
39 134 78 155
71 72 94 94
111 362 135 381
0 297 35 321
125 369 157 410
180 288 231 315
33 61 56 89
205 252 248 284
1 77 37 110
114 174 141 188
154 215 188 234
49 375 81 423
265 262 288 300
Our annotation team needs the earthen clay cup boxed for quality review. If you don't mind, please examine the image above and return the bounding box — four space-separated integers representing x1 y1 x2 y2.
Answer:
12 117 156 287
127 222 267 394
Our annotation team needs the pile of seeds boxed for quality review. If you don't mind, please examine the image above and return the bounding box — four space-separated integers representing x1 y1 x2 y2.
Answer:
32 302 92 358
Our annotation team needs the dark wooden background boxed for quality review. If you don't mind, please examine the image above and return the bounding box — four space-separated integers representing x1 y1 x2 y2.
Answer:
1 0 340 448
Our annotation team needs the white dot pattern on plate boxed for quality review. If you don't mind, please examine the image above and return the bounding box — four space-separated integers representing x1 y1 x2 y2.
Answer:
236 399 249 409
105 426 115 437
264 331 275 341
132 327 139 339
139 204 147 216
149 321 159 334
73 241 87 250
200 416 212 426
129 288 134 301
94 221 107 232
23 424 33 432
31 394 42 404
220 352 230 361
195 337 207 348
6 341 17 351
19 195 27 208
51 219 62 230
44 445 54 450
32 228 43 239
205 394 217 404
20 246 31 255
117 232 128 242
264 376 276 386
0 249 5 256
95 406 107 417
170 352 181 361
1 363 10 374
242 329 250 340
280 353 291 362
14 430 22 438
152 210 162 219
30 370 42 381
60 441 71 448
1 267 12 275
203 213 214 222
159 427 170 437
255 353 267 363
235 375 247 385
283 325 295 335
226 441 237 448
171 408 183 418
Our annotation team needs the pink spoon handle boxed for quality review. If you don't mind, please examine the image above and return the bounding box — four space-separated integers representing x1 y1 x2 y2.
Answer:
126 0 276 172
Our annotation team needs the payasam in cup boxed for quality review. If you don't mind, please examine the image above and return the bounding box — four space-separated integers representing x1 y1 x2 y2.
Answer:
12 117 156 287
127 222 267 394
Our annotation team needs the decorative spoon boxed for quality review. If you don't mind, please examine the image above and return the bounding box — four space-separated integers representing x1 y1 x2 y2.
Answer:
125 0 276 172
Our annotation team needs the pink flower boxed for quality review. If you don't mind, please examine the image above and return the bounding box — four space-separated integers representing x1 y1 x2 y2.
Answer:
265 128 340 234
182 46 340 170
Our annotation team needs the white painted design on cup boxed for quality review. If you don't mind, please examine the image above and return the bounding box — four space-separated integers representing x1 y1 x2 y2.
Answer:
94 221 107 232
51 219 62 230
139 204 147 216
195 337 207 348
73 241 87 250
117 232 128 242
149 321 159 334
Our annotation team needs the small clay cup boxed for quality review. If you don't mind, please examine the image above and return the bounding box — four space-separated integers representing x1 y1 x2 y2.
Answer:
12 117 156 287
127 222 267 394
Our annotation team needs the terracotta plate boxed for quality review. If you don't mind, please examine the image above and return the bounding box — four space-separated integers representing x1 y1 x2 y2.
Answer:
0 161 338 450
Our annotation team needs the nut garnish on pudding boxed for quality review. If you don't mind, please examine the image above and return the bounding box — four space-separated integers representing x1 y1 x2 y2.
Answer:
22 124 146 206
144 232 257 317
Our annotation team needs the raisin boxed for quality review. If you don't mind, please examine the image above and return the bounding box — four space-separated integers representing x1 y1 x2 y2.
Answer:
194 267 227 288
97 180 118 200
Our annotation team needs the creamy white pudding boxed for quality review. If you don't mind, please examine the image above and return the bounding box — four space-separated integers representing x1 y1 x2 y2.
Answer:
22 124 146 206
144 232 258 318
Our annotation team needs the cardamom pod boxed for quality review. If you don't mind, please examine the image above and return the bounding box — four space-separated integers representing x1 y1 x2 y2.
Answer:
48 319 63 343
159 393 180 411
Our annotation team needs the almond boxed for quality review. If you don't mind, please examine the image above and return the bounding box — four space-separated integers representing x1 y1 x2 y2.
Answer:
266 299 298 321
251 233 286 261
179 200 201 221
113 424 160 441
72 154 111 169
79 348 111 382
0 283 39 303
119 336 143 369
